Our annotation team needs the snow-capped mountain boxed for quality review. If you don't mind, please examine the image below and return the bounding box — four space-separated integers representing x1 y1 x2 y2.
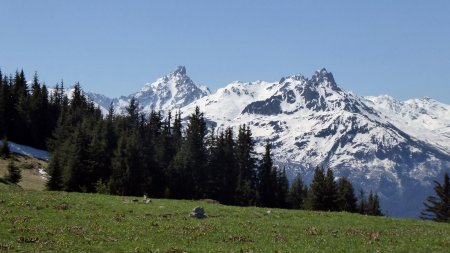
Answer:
86 66 210 115
364 96 450 154
88 67 450 218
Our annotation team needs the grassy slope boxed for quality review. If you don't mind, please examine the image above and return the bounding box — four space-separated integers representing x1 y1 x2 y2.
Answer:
0 155 47 191
0 184 449 252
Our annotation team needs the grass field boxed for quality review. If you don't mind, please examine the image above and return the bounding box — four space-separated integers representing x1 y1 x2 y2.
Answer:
1 183 450 252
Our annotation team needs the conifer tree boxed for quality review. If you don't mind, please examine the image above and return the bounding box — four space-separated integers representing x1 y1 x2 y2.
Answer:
172 110 183 152
235 125 257 205
142 111 164 197
421 172 450 222
63 124 92 192
323 168 339 211
1 136 10 158
29 72 41 140
109 133 128 195
367 191 383 216
6 160 21 184
46 152 63 190
158 111 175 175
288 174 306 209
336 177 357 212
358 189 367 214
257 140 277 207
206 129 226 201
181 106 208 198
0 70 5 137
87 121 111 187
308 166 326 210
205 128 220 199
221 127 237 204
109 131 145 196
276 167 289 208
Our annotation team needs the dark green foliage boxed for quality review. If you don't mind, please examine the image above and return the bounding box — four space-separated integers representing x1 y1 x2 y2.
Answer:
219 127 237 204
206 129 229 202
1 136 10 158
5 160 21 184
288 175 307 209
358 189 367 214
358 189 383 216
367 191 383 216
234 125 257 206
257 141 278 207
307 167 326 210
307 167 339 211
63 124 92 192
109 132 145 196
421 172 450 222
276 167 289 208
337 177 357 212
182 106 208 198
0 70 65 150
46 152 63 190
323 168 339 211
167 106 209 199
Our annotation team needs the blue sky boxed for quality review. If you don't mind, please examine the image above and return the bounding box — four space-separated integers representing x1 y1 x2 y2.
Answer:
1 0 449 103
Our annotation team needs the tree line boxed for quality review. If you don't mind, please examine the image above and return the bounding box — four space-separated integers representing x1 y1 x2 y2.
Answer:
0 70 62 149
1 69 382 215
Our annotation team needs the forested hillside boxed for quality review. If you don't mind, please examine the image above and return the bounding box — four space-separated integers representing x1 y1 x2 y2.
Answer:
0 69 381 215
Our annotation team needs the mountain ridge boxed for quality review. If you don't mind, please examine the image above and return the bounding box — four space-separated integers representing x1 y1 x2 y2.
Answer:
82 66 450 218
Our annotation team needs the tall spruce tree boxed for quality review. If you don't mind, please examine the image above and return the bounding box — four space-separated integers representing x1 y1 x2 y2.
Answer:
143 111 165 197
157 111 176 188
323 168 339 211
221 127 237 204
421 172 450 222
337 177 357 212
235 125 257 206
307 166 326 210
109 131 145 196
168 107 207 199
46 151 63 190
63 124 92 192
276 167 289 208
205 128 221 200
288 174 306 209
257 140 277 207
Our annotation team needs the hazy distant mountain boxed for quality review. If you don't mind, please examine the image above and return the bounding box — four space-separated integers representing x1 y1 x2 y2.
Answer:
86 67 450 218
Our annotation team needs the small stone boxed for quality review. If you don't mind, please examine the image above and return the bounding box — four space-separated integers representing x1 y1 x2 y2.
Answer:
189 206 207 219
143 195 152 204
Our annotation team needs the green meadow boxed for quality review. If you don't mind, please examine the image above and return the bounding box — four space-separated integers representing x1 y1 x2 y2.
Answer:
1 183 449 252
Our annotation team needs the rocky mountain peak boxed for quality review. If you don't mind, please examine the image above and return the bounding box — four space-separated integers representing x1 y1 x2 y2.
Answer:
310 68 338 89
171 65 187 76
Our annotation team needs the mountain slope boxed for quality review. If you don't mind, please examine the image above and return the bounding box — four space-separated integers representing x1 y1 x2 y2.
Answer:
88 67 450 218
364 95 450 154
182 69 450 217
86 66 210 115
